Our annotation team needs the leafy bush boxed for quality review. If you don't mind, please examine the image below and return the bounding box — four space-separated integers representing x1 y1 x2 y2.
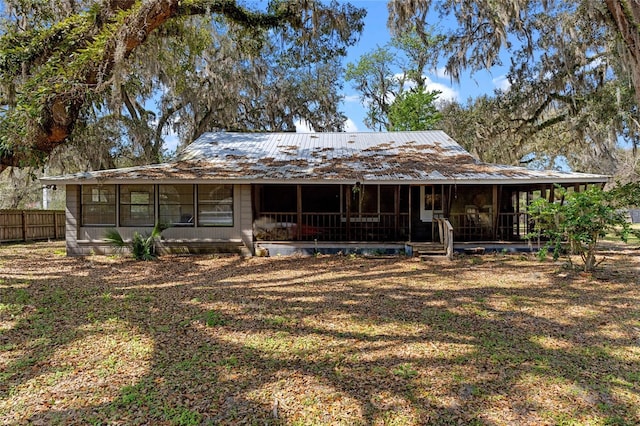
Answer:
528 184 640 271
104 223 169 261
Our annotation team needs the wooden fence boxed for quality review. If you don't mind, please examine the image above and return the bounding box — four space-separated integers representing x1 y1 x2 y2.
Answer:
0 210 65 243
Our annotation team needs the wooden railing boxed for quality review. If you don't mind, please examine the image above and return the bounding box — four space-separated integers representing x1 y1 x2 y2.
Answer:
253 212 410 242
0 210 65 243
448 212 531 241
435 218 454 259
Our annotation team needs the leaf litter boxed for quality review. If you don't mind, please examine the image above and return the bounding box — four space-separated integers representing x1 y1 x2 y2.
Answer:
0 242 639 425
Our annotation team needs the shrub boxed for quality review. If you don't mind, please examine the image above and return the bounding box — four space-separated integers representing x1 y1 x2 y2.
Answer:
528 184 639 272
104 223 169 261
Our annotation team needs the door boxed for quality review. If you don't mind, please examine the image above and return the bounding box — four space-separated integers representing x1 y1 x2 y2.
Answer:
411 185 444 242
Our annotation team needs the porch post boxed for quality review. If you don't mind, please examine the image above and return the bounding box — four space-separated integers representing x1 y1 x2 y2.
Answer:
296 185 302 240
346 185 351 240
492 185 499 240
394 185 400 240
408 186 412 242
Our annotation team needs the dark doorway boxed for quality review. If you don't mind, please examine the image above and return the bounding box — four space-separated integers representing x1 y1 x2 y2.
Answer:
411 186 433 242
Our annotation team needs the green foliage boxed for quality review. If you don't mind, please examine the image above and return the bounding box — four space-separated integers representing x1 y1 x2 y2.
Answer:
345 45 398 131
203 310 226 327
392 363 418 379
389 1 640 176
345 26 442 131
527 184 640 271
388 89 442 131
610 181 640 207
0 0 365 170
104 223 169 261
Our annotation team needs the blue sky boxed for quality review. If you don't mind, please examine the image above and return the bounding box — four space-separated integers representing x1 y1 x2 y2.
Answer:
330 1 510 133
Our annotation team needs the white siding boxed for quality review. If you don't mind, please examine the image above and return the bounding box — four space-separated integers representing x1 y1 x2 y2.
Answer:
71 184 251 255
238 184 254 254
65 185 81 256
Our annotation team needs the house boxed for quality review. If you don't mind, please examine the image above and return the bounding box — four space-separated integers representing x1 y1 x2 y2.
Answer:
41 131 609 256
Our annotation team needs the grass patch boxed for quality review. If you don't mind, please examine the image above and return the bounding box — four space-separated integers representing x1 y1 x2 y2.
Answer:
202 309 226 327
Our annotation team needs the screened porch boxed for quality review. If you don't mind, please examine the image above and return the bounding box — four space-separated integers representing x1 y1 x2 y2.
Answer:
252 184 410 242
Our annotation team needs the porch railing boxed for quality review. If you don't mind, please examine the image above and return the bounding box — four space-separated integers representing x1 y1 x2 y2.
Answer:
434 218 454 259
253 211 531 243
253 212 409 242
448 212 531 241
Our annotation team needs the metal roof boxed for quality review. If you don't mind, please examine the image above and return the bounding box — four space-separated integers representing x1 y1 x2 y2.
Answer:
42 131 609 185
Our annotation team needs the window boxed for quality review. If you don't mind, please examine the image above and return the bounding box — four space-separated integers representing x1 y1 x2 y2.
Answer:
159 185 194 226
81 185 116 226
198 184 233 226
120 185 155 226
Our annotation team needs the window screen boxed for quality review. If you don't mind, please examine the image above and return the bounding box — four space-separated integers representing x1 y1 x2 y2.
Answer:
81 185 116 226
159 185 194 226
197 184 233 226
120 184 155 226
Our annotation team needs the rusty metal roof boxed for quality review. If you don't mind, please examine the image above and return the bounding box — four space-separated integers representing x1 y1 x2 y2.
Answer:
42 131 609 185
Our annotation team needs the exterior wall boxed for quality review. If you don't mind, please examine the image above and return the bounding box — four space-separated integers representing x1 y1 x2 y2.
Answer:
65 185 82 256
238 185 254 255
66 184 253 256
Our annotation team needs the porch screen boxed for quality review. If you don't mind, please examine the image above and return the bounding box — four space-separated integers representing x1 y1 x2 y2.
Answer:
302 185 340 212
159 185 194 226
198 184 233 226
120 184 155 226
81 184 116 226
260 185 296 212
347 184 379 215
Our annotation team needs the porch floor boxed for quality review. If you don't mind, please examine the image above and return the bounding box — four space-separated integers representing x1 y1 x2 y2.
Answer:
253 240 538 257
254 241 408 257
454 241 539 253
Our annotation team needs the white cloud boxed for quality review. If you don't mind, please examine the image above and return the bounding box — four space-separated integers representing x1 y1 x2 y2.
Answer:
392 74 459 103
424 77 458 102
492 75 511 91
162 132 180 155
435 67 450 79
343 94 361 103
295 119 315 133
343 118 359 132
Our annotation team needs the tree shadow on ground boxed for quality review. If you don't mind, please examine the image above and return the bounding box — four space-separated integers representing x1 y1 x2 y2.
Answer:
1 242 639 425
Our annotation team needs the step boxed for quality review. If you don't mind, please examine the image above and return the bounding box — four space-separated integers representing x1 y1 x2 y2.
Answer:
410 243 446 256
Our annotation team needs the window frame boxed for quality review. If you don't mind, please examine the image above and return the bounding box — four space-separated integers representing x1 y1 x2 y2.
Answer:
159 184 195 227
197 184 234 227
81 184 117 227
342 184 381 223
119 184 156 227
420 185 443 222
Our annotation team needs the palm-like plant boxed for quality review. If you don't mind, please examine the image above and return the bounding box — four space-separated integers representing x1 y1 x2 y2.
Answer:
104 223 169 261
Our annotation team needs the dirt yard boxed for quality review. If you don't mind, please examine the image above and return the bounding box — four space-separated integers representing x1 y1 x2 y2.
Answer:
1 242 639 425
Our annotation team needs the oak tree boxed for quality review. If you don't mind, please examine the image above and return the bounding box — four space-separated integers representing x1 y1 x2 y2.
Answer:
0 0 364 171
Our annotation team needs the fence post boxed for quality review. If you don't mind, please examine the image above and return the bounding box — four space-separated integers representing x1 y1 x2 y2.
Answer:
22 210 28 242
53 211 58 239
